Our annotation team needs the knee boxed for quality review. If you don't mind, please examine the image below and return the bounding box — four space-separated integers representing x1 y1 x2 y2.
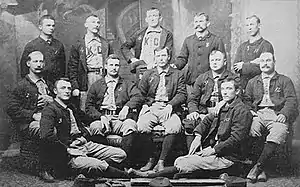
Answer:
250 118 262 137
137 117 152 133
122 119 137 136
182 119 197 135
164 115 182 134
90 120 104 135
268 123 288 144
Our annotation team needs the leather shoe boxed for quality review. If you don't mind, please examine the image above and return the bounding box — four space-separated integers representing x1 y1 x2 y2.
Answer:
39 171 55 183
153 160 164 172
128 168 155 177
140 158 155 171
246 163 262 183
257 170 267 182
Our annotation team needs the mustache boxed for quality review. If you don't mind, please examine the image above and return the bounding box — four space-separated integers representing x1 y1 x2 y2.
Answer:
195 25 203 29
261 65 271 68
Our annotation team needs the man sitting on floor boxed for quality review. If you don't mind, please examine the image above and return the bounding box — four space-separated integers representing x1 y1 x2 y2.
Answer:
85 54 143 168
6 51 54 182
137 46 186 172
40 78 131 180
244 52 298 183
129 77 252 178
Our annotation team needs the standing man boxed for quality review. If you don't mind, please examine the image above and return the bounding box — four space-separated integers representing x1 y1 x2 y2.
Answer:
121 7 173 71
85 54 143 167
20 15 66 84
137 47 186 172
185 50 238 149
68 14 113 110
245 52 298 183
233 15 274 90
40 78 131 179
129 78 252 178
173 12 225 96
7 51 55 182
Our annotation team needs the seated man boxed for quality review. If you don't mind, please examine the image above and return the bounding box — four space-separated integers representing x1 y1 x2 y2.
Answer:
85 54 143 167
244 52 298 183
185 50 238 149
6 51 54 182
40 78 130 179
129 77 252 178
137 47 187 172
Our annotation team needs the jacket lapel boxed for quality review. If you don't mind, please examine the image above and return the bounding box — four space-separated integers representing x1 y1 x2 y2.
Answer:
79 37 87 72
159 28 167 48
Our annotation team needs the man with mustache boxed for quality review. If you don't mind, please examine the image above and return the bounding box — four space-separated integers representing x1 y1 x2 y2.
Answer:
85 54 143 168
20 15 66 85
173 12 225 99
233 15 274 90
121 7 173 72
40 78 131 180
244 52 298 183
68 14 113 110
7 51 55 182
185 50 238 149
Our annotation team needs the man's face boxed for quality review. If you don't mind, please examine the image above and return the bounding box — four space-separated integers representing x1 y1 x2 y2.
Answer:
55 80 72 101
259 52 275 74
145 9 161 28
27 52 45 74
105 58 120 77
85 16 100 34
155 48 170 68
194 15 210 33
246 17 260 37
39 19 55 36
221 81 238 102
209 51 226 72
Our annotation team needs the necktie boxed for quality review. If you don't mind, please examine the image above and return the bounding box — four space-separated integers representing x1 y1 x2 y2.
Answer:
46 39 51 45
36 79 47 95
67 108 81 135
210 76 220 106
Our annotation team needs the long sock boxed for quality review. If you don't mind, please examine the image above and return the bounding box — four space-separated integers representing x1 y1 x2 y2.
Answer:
121 133 136 167
103 166 130 178
148 166 178 178
89 135 108 145
105 158 124 170
159 134 176 161
257 141 278 167
186 135 195 150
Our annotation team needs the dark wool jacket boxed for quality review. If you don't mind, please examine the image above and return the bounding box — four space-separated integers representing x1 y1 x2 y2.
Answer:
138 67 187 112
174 32 225 85
188 70 239 114
85 77 144 121
6 75 53 128
194 97 252 162
40 100 91 146
120 27 173 63
234 37 274 89
244 72 299 123
68 35 113 91
20 37 66 84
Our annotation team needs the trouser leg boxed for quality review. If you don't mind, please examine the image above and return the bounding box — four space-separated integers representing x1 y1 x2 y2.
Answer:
121 132 136 167
159 134 176 161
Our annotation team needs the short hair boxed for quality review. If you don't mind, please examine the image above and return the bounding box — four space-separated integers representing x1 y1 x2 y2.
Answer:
246 15 261 24
221 77 240 91
39 15 55 25
85 14 99 22
54 77 71 89
154 47 171 56
147 7 161 16
194 12 209 21
209 50 226 59
105 54 120 64
27 51 43 62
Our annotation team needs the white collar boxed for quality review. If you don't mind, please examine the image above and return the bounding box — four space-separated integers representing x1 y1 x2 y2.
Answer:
55 98 68 109
28 74 45 84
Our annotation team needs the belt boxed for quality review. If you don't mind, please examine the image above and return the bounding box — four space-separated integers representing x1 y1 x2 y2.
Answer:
257 105 275 110
88 67 102 74
103 109 116 116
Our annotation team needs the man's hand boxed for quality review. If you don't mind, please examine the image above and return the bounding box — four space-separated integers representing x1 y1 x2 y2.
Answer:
188 135 202 155
101 116 111 134
276 114 287 123
210 100 227 117
161 104 173 121
251 58 262 65
37 95 53 107
199 146 216 157
131 58 139 63
250 110 258 117
186 112 200 121
72 89 80 97
170 64 177 69
139 105 150 117
233 61 244 72
32 113 42 121
118 106 129 120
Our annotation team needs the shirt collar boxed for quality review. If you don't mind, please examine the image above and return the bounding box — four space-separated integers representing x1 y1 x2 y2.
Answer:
105 76 119 84
195 31 211 40
85 33 101 44
55 98 68 109
211 70 224 80
39 35 52 43
261 71 276 79
157 66 169 75
146 26 162 34
27 74 46 84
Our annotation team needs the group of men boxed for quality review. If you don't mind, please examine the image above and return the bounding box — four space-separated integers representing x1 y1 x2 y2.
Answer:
6 7 298 184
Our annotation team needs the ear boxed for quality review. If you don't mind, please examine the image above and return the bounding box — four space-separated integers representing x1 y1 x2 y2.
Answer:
159 16 163 22
38 24 42 31
53 88 57 95
84 22 87 28
235 88 240 96
207 21 211 27
26 61 30 67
